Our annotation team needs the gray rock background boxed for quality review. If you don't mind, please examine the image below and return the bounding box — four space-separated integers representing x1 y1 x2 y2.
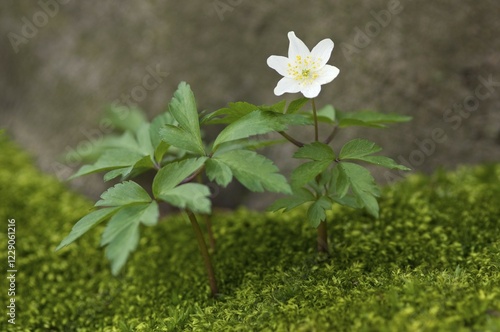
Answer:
1 0 499 208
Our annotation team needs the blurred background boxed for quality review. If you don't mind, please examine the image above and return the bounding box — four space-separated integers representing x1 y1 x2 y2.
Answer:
1 0 499 209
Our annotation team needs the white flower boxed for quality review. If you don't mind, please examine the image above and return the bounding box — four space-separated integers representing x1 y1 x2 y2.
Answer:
267 31 340 99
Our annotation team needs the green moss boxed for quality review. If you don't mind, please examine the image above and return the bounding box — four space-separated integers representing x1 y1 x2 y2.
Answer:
1 133 499 331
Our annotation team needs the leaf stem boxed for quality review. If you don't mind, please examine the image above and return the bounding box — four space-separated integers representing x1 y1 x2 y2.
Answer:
278 131 305 148
180 165 206 185
324 126 338 145
186 209 218 297
312 98 319 142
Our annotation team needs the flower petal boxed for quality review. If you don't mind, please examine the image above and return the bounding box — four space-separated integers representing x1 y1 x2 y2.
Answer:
311 38 334 67
274 77 301 96
300 83 322 99
287 31 310 60
267 55 290 77
315 65 340 85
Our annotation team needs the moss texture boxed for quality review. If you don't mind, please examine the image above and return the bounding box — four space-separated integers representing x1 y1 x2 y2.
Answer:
0 133 499 331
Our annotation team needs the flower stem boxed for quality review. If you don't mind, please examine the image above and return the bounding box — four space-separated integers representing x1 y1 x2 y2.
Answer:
311 98 329 253
186 209 218 297
311 98 319 142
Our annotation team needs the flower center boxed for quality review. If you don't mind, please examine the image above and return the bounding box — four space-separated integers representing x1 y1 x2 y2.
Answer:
287 55 321 85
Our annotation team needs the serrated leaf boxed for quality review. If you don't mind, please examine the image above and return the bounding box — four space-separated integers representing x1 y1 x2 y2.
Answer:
268 188 315 212
294 142 335 161
104 104 148 132
169 82 201 135
286 97 310 114
156 183 211 214
140 201 159 226
212 111 288 151
100 205 150 246
150 113 175 163
150 112 175 148
159 125 205 155
135 123 155 158
214 138 286 155
152 157 207 197
95 181 151 207
103 167 133 182
168 82 204 153
100 204 155 275
69 149 144 180
291 160 331 189
307 196 332 227
205 158 233 187
337 162 381 218
259 100 287 113
55 207 121 251
316 104 336 123
331 194 362 209
214 150 291 194
105 219 139 276
103 156 155 182
337 110 412 128
339 139 382 159
339 139 410 170
356 156 411 170
202 102 259 125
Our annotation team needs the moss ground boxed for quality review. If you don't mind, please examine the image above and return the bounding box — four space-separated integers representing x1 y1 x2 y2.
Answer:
1 133 499 331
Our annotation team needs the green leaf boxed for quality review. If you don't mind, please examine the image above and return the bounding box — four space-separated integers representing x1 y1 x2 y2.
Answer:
337 162 381 218
167 82 204 152
214 150 291 194
290 160 331 189
307 196 332 227
214 138 286 155
205 158 233 187
316 104 336 123
55 207 121 251
150 113 175 148
169 82 201 134
105 219 140 276
69 149 144 180
356 156 411 170
135 123 155 159
150 113 175 163
104 105 148 132
291 142 335 190
268 188 315 212
103 167 133 182
339 139 410 170
100 205 147 246
259 100 287 113
331 194 362 209
156 183 211 214
294 142 335 161
95 181 151 207
337 110 412 128
202 102 259 125
286 97 310 114
160 125 205 155
139 201 160 226
339 139 382 159
100 203 157 275
152 157 207 197
212 111 288 151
